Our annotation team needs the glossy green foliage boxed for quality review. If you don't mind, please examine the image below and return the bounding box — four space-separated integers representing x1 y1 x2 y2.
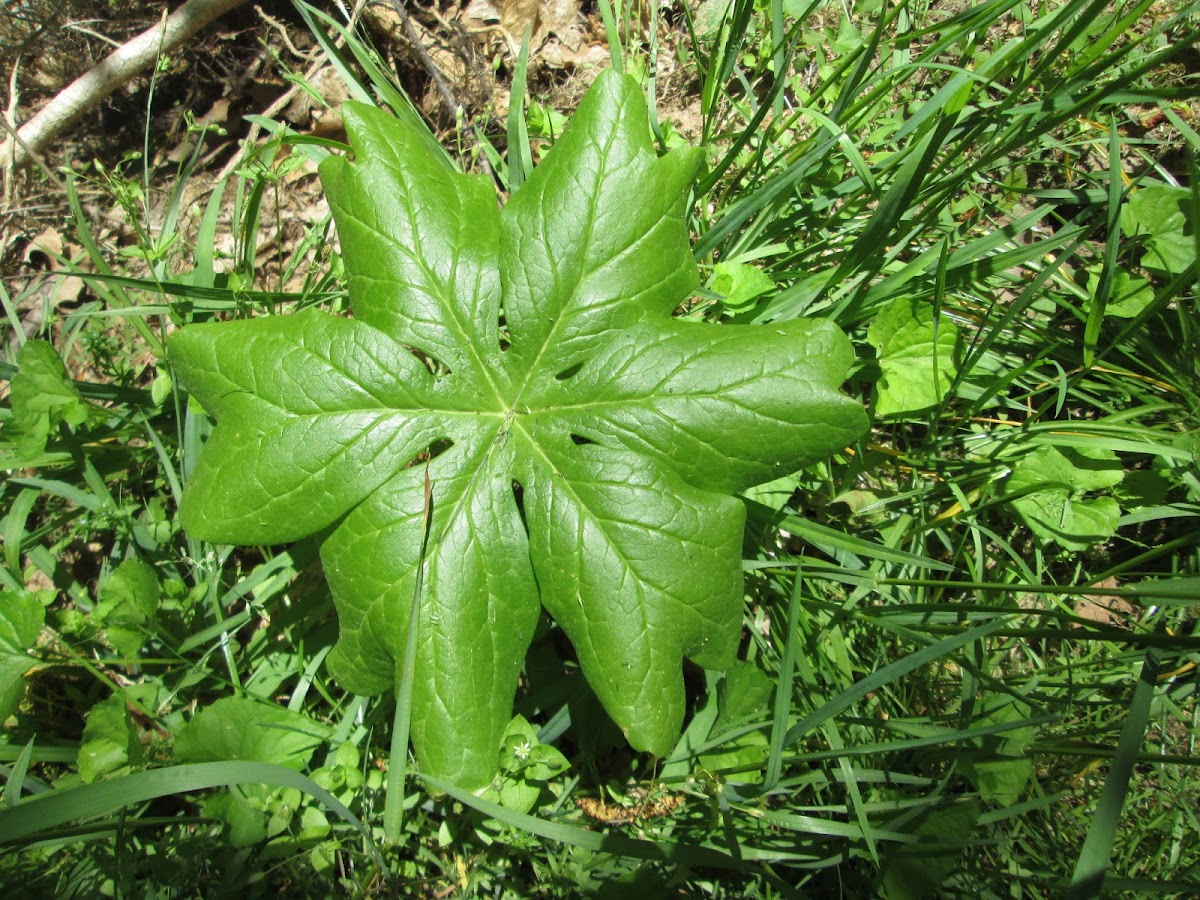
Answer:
169 71 866 788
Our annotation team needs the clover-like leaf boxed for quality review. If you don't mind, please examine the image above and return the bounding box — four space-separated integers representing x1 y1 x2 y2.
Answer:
169 71 867 789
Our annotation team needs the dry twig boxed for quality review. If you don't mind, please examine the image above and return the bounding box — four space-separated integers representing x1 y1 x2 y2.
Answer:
382 0 460 117
0 0 251 173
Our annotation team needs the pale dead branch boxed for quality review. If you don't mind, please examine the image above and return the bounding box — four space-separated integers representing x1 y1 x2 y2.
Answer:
1 0 251 174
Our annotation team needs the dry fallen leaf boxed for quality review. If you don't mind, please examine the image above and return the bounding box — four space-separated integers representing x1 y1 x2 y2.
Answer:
24 225 63 263
23 227 85 306
464 0 606 69
283 66 351 136
1073 578 1137 628
576 792 685 825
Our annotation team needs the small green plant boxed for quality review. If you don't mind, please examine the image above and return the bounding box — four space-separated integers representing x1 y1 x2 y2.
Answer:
1005 445 1125 551
169 70 866 798
866 297 962 417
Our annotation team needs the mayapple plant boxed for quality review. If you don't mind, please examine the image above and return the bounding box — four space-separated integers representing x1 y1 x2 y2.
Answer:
170 70 867 793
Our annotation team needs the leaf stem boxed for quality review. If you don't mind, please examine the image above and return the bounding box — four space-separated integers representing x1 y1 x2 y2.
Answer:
383 671 412 844
383 466 433 844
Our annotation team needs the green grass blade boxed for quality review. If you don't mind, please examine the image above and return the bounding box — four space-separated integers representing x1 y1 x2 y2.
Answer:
292 1 372 104
596 0 622 72
783 618 1009 748
1067 648 1165 898
422 773 796 890
63 170 163 358
3 738 35 808
190 178 228 290
507 30 534 192
764 568 803 790
384 466 432 843
1082 119 1123 367
0 761 382 868
3 488 40 576
779 516 955 572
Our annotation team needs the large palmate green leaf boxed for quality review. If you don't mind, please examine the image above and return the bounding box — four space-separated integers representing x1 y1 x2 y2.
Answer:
169 71 867 789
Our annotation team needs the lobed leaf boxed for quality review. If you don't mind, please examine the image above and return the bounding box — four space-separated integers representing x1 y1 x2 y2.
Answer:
170 70 867 788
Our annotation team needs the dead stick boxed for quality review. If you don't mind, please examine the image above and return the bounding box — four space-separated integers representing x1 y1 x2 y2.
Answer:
383 0 460 117
1 0 251 172
0 112 66 192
